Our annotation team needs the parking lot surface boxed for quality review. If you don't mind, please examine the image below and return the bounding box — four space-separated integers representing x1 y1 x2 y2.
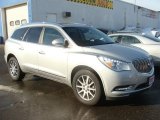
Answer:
0 45 160 120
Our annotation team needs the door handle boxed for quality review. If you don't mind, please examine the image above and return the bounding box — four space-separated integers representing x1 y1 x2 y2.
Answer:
39 51 45 55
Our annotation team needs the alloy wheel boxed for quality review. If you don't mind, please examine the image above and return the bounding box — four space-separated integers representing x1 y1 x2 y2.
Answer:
76 75 96 101
9 59 19 78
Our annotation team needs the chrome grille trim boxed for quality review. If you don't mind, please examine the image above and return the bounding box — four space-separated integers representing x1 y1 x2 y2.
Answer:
132 58 152 73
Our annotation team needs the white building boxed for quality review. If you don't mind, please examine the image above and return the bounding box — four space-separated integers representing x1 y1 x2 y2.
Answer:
0 0 160 40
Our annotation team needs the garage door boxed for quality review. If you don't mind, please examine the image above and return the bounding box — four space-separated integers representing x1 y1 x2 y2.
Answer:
5 4 28 37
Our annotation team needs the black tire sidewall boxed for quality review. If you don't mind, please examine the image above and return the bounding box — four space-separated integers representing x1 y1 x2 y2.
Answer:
72 69 102 105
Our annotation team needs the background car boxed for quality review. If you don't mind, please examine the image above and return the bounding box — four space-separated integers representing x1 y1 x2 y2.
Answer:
142 28 160 38
111 26 160 39
109 33 160 66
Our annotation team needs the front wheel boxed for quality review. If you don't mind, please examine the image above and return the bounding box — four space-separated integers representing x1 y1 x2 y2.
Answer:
7 57 25 81
72 70 102 105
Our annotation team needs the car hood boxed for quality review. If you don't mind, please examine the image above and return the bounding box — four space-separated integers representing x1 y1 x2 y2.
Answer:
83 44 149 62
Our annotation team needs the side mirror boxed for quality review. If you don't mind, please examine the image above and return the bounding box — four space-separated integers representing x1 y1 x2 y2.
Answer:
64 40 69 48
52 38 64 47
52 38 69 48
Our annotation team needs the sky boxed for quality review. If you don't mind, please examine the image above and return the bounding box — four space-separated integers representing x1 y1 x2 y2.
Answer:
0 0 27 7
120 0 160 11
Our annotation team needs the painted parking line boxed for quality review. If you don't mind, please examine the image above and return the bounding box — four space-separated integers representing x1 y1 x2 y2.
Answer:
0 85 23 93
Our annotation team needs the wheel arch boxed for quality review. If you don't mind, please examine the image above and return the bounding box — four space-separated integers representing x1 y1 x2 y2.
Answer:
7 54 24 72
70 65 106 95
7 54 16 62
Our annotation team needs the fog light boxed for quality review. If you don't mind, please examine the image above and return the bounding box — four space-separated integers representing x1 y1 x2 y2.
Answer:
114 85 135 91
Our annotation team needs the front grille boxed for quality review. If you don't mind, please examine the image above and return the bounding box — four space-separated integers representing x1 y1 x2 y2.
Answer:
132 58 152 73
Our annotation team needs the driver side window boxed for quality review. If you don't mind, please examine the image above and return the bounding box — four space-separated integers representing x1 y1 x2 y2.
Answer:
43 28 64 46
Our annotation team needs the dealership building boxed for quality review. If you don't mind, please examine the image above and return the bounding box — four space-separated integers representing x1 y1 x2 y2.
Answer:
0 0 160 40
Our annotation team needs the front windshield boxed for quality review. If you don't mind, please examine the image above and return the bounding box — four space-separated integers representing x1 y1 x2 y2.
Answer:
143 35 160 42
63 27 114 46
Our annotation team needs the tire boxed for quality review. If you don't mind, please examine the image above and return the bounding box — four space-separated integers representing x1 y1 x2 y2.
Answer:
72 69 102 105
7 57 25 81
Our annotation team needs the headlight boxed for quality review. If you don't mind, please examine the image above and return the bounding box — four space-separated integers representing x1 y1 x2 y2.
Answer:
98 56 131 72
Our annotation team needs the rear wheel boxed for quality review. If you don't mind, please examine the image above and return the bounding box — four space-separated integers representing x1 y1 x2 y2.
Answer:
72 69 102 105
7 57 25 81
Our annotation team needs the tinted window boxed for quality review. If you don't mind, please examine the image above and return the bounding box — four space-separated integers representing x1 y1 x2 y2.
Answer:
11 28 29 40
121 36 140 44
110 36 119 42
63 27 114 46
43 28 64 46
24 27 42 43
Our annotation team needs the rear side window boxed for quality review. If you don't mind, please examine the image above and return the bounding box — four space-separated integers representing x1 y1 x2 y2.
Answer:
24 27 42 43
11 28 29 40
121 36 141 44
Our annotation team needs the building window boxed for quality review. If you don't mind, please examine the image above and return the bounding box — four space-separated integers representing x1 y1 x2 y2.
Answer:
21 19 27 25
10 21 14 26
15 20 20 25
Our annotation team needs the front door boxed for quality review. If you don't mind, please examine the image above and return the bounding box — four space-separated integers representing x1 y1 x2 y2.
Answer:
38 27 68 82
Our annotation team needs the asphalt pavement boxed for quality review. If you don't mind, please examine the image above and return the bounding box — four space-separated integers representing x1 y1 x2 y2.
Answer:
0 45 160 120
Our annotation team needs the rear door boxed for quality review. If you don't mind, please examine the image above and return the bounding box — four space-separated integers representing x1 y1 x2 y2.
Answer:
22 27 43 72
9 27 29 65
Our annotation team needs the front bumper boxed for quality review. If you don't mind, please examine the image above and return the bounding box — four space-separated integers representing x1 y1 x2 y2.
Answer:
98 63 154 98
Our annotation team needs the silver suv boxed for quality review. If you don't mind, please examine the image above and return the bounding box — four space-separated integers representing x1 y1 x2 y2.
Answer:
4 23 154 105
